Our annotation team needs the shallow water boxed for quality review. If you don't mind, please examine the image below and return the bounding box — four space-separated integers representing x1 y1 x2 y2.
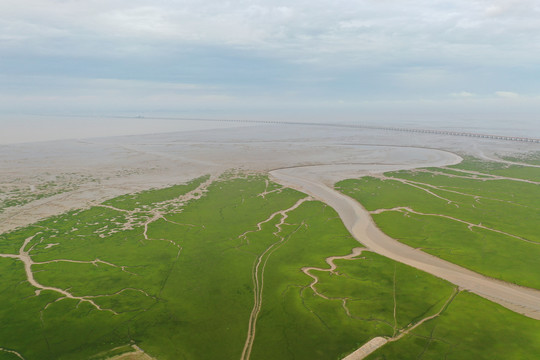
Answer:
1 114 538 145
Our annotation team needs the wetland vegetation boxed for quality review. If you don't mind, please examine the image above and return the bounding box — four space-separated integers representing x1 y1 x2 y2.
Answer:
337 157 540 289
1 157 539 359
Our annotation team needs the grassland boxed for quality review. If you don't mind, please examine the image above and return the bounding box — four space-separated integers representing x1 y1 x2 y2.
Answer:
336 157 540 289
365 291 540 360
1 167 540 359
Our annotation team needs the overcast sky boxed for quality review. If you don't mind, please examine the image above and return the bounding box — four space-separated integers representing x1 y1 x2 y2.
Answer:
1 0 539 139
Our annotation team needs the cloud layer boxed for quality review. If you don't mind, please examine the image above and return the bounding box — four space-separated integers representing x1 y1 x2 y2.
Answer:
1 0 539 122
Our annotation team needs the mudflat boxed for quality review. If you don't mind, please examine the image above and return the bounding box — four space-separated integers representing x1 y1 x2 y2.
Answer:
1 124 539 360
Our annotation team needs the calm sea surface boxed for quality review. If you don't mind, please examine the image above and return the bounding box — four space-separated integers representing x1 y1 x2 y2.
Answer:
0 115 538 144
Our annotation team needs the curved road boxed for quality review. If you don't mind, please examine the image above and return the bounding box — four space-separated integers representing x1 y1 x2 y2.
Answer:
270 166 540 321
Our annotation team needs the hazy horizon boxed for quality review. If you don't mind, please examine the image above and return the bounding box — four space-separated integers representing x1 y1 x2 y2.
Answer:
1 114 538 145
1 0 539 141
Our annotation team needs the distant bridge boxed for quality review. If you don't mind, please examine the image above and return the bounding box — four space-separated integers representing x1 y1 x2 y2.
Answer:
347 125 540 143
117 116 540 144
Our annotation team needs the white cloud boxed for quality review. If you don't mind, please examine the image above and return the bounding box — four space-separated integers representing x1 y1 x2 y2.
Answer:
0 75 236 113
1 0 539 119
1 0 539 66
484 0 539 17
451 91 475 97
495 91 520 98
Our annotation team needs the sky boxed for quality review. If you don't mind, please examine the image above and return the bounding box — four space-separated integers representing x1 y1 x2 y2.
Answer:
1 0 539 141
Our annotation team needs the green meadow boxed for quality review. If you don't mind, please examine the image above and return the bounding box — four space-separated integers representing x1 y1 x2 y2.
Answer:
366 291 540 360
0 163 539 359
336 157 540 289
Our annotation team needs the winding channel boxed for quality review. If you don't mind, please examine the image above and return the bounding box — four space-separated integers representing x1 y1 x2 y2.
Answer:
269 150 540 321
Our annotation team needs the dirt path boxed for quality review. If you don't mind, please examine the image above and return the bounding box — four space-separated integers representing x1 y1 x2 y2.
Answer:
106 345 156 360
270 170 540 320
341 337 388 360
240 197 310 360
0 347 25 360
342 288 459 360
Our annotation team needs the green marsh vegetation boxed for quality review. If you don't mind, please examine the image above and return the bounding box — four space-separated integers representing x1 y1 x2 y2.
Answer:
336 156 540 289
365 291 540 360
335 155 540 359
1 166 539 359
